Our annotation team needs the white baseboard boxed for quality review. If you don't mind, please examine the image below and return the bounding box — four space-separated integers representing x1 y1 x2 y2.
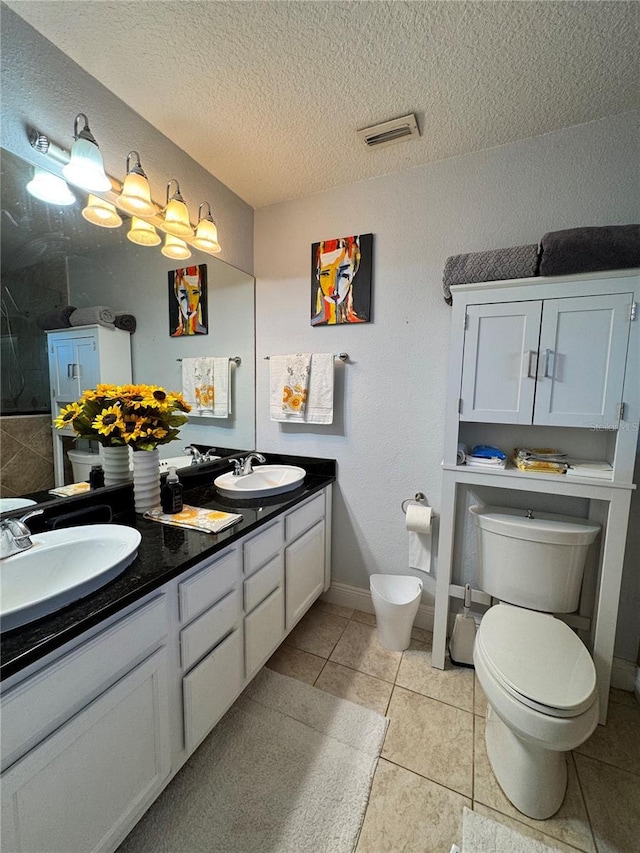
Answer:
610 656 637 692
321 581 435 633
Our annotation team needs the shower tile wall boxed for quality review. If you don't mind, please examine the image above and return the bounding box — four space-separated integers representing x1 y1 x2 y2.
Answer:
0 414 54 496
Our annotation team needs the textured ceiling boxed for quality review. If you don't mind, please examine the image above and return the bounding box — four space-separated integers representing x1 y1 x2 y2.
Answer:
6 1 640 209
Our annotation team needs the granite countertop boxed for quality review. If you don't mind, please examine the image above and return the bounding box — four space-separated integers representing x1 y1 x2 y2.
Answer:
0 454 335 681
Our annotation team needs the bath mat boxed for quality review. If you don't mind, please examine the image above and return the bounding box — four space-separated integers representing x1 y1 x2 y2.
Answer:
461 807 564 852
118 667 388 853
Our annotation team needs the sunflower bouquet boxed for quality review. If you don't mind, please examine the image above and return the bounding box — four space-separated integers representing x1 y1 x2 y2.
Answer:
54 384 191 451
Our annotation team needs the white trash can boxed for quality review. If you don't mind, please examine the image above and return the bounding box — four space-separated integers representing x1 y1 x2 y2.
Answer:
370 574 423 651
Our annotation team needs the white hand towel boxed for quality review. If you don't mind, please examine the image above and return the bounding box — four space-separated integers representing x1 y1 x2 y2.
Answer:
269 353 334 424
282 353 312 419
182 357 231 418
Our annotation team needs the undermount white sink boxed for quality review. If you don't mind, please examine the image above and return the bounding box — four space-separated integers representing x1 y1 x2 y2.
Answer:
214 465 306 499
1 524 141 632
0 498 37 513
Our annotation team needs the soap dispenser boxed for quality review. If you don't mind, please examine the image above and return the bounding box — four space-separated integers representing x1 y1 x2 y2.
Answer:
161 466 183 514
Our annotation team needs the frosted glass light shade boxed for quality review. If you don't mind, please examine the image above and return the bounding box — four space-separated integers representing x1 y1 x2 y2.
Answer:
62 137 111 192
163 197 193 237
82 194 122 228
115 172 156 217
161 234 191 259
192 217 221 254
127 217 161 246
26 168 76 205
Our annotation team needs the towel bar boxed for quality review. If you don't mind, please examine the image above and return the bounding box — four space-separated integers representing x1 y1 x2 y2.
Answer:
264 352 348 361
176 356 241 365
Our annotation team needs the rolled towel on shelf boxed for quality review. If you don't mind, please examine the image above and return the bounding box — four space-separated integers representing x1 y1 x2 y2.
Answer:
114 312 137 333
69 306 116 329
539 224 640 277
442 244 540 305
36 305 77 331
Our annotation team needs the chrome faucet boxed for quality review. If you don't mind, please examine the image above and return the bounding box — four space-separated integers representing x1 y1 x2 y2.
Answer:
183 446 218 465
0 509 44 559
229 452 266 477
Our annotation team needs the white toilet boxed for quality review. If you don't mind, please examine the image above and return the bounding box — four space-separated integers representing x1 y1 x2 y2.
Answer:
67 449 100 482
469 504 601 820
370 574 423 651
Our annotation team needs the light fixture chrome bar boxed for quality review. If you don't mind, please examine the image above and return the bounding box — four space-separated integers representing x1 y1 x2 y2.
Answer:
27 127 70 165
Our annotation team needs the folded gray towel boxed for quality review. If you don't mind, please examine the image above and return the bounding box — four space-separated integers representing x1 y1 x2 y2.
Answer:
36 305 77 331
539 225 640 277
69 306 115 329
442 244 540 305
114 312 137 333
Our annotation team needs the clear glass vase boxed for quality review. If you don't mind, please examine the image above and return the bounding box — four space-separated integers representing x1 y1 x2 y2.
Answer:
100 445 132 487
132 448 161 514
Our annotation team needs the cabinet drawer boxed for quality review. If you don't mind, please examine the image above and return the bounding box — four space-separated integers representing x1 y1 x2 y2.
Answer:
178 547 241 623
244 586 285 680
285 493 324 542
1 595 168 771
243 520 283 575
183 628 243 754
180 589 241 672
243 554 284 613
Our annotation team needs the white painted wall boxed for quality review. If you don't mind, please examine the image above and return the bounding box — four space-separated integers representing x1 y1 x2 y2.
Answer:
254 111 640 660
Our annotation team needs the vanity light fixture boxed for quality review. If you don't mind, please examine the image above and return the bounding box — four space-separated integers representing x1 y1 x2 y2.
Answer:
192 202 221 254
62 113 112 192
161 234 191 260
163 179 193 237
82 194 123 228
127 217 161 246
26 167 76 206
115 151 156 217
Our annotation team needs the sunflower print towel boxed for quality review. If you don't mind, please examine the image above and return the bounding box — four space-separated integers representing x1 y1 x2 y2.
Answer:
282 353 311 416
144 505 243 534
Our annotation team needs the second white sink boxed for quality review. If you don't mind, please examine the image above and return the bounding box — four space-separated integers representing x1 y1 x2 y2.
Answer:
1 524 141 631
214 465 306 499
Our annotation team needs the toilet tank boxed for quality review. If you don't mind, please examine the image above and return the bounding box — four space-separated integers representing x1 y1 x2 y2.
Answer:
469 505 601 612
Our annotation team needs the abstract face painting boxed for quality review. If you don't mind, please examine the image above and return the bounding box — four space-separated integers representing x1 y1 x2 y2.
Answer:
168 264 208 336
311 233 372 326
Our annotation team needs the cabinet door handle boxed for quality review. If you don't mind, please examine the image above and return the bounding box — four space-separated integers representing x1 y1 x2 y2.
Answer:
544 349 556 379
526 350 537 379
67 363 74 379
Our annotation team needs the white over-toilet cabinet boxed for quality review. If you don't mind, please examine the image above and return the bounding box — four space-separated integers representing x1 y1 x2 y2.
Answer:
434 270 639 725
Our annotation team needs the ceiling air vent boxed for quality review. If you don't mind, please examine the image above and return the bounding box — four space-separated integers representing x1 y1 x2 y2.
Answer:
357 114 420 149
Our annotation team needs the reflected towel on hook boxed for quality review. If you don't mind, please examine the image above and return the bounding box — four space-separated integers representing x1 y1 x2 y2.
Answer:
270 353 334 424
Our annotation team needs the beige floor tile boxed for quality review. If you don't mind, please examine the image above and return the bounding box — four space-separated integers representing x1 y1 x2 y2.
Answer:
473 719 595 852
356 758 470 853
473 804 588 852
265 644 325 685
411 625 433 644
314 661 392 715
574 753 640 853
574 700 640 775
474 674 487 717
608 687 639 709
397 643 474 712
329 621 402 683
383 686 473 797
351 609 376 626
283 609 349 658
312 599 355 619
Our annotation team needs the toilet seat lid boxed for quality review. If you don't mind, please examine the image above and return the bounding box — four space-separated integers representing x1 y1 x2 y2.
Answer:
476 605 596 715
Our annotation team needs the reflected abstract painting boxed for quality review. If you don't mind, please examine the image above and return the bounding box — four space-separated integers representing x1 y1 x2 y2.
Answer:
168 264 208 336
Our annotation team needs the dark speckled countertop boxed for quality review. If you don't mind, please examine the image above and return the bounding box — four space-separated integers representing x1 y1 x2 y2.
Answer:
0 453 335 681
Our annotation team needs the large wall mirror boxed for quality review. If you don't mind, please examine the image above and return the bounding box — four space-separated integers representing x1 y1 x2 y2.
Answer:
0 147 255 501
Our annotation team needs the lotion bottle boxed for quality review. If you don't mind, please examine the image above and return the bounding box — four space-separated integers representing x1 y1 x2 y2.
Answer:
161 467 183 514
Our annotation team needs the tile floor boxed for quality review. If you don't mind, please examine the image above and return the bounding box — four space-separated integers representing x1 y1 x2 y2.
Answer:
266 600 640 852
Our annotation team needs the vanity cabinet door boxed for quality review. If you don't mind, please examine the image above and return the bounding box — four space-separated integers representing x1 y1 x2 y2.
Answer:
533 293 632 428
285 520 326 631
459 301 542 423
1 648 170 853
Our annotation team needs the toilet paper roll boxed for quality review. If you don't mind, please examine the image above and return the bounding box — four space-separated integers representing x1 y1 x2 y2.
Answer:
405 503 433 535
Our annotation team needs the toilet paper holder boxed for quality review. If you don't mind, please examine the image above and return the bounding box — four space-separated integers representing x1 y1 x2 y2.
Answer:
401 492 427 514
